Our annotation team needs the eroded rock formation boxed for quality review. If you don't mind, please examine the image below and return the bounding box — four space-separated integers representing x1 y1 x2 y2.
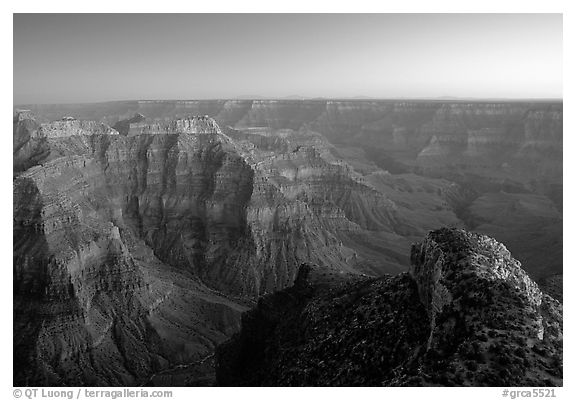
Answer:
216 228 562 386
13 115 255 385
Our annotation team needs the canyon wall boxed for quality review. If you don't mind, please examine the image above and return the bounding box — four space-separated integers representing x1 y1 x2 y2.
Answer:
20 99 562 194
14 113 390 385
15 100 562 278
13 115 255 385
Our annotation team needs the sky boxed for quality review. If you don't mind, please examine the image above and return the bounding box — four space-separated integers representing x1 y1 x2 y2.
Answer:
13 13 563 104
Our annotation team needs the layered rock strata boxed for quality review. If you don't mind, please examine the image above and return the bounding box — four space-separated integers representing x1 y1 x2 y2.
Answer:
13 103 562 386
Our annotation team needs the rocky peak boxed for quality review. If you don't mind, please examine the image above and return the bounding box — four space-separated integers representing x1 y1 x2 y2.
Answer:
216 228 562 386
410 228 548 350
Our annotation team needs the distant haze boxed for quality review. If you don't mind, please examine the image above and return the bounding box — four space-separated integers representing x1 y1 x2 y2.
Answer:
13 13 562 104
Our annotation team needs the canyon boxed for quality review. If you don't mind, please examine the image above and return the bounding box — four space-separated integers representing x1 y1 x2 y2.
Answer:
13 99 562 386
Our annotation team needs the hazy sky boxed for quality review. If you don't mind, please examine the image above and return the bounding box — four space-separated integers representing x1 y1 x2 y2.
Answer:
13 14 562 104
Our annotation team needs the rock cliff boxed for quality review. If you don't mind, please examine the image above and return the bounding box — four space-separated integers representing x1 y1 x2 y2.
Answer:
13 110 49 172
13 115 254 385
216 228 562 386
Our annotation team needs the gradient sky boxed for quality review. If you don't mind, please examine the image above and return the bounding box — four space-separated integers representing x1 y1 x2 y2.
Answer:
13 13 562 104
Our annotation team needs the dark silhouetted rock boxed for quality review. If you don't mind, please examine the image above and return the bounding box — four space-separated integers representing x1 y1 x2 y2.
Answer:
216 229 562 386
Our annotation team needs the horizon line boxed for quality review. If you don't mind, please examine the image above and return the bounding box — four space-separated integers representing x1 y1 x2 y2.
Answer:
14 96 564 107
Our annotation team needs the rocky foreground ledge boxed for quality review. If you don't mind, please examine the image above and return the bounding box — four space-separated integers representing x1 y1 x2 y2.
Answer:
215 228 562 386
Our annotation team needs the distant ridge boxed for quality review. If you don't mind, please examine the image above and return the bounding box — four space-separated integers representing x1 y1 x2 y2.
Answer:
15 97 563 109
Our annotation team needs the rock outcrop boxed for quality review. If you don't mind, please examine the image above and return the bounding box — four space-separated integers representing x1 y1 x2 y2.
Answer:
216 228 562 386
13 110 49 172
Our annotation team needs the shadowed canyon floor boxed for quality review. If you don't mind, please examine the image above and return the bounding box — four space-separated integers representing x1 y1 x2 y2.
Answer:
13 100 562 386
